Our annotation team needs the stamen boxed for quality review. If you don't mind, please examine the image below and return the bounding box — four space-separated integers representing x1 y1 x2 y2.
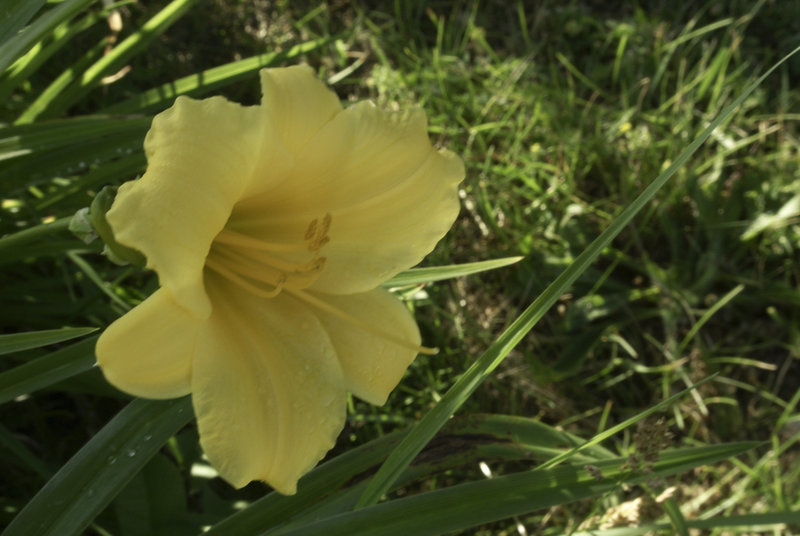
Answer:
286 288 438 356
215 243 322 276
209 214 332 298
308 235 329 252
311 257 327 272
307 213 332 251
304 218 318 240
206 257 285 298
320 213 332 235
215 228 308 252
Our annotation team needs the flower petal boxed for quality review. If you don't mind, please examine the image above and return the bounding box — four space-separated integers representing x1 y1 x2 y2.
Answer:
311 147 463 294
108 95 290 318
259 65 343 156
229 102 464 294
308 287 421 406
192 273 346 493
95 288 196 399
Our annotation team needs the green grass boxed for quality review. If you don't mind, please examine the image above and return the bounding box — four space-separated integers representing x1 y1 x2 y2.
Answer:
1 0 799 534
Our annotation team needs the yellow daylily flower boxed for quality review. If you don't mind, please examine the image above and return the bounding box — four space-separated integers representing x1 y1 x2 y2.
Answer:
95 65 464 494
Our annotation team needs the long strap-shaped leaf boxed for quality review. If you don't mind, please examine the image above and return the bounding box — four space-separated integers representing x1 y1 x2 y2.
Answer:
0 0 46 45
354 44 800 508
0 327 97 356
4 397 194 536
383 256 523 286
17 0 197 122
275 443 756 536
569 512 800 535
206 414 615 535
0 115 151 161
0 0 95 75
0 6 109 103
101 37 334 114
0 335 97 404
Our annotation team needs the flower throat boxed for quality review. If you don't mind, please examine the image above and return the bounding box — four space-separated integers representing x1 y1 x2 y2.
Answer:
206 214 436 356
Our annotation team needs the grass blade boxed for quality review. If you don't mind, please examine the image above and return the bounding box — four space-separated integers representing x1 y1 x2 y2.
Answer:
17 0 197 121
101 37 333 114
207 414 615 535
4 397 193 536
0 0 95 75
663 498 690 536
276 443 756 536
384 256 523 287
567 512 800 535
0 0 46 46
0 5 110 102
0 336 97 405
34 151 147 210
0 421 52 479
0 217 75 265
355 44 800 509
12 35 107 124
676 283 745 358
0 115 151 162
537 376 716 470
0 327 98 356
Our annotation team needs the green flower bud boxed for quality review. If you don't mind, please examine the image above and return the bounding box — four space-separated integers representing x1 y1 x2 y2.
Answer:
90 186 147 267
69 207 98 245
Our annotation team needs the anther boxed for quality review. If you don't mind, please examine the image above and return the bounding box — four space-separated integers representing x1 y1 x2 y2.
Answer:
320 213 332 235
307 213 332 251
308 235 330 252
310 257 326 272
305 219 318 240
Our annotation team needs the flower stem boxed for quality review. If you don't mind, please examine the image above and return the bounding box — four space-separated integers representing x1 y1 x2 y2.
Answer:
0 217 76 262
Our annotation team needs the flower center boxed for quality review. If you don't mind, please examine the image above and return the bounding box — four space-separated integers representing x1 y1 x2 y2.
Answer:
205 213 437 356
206 214 331 299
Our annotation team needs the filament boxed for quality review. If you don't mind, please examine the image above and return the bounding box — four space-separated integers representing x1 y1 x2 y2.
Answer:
207 214 332 298
206 257 285 298
286 288 438 356
214 228 308 252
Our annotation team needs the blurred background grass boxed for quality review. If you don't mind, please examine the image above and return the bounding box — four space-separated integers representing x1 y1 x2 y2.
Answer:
2 0 799 533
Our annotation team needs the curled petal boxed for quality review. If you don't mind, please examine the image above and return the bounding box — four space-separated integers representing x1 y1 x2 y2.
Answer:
230 102 464 293
108 96 290 318
259 65 342 156
308 287 422 406
192 273 346 493
312 147 463 294
95 288 196 399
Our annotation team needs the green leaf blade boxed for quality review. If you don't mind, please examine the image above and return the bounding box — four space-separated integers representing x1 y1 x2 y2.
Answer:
0 0 96 75
21 0 198 120
0 0 46 46
4 397 193 536
274 443 757 536
0 336 98 405
384 256 523 287
101 37 334 115
0 327 98 356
